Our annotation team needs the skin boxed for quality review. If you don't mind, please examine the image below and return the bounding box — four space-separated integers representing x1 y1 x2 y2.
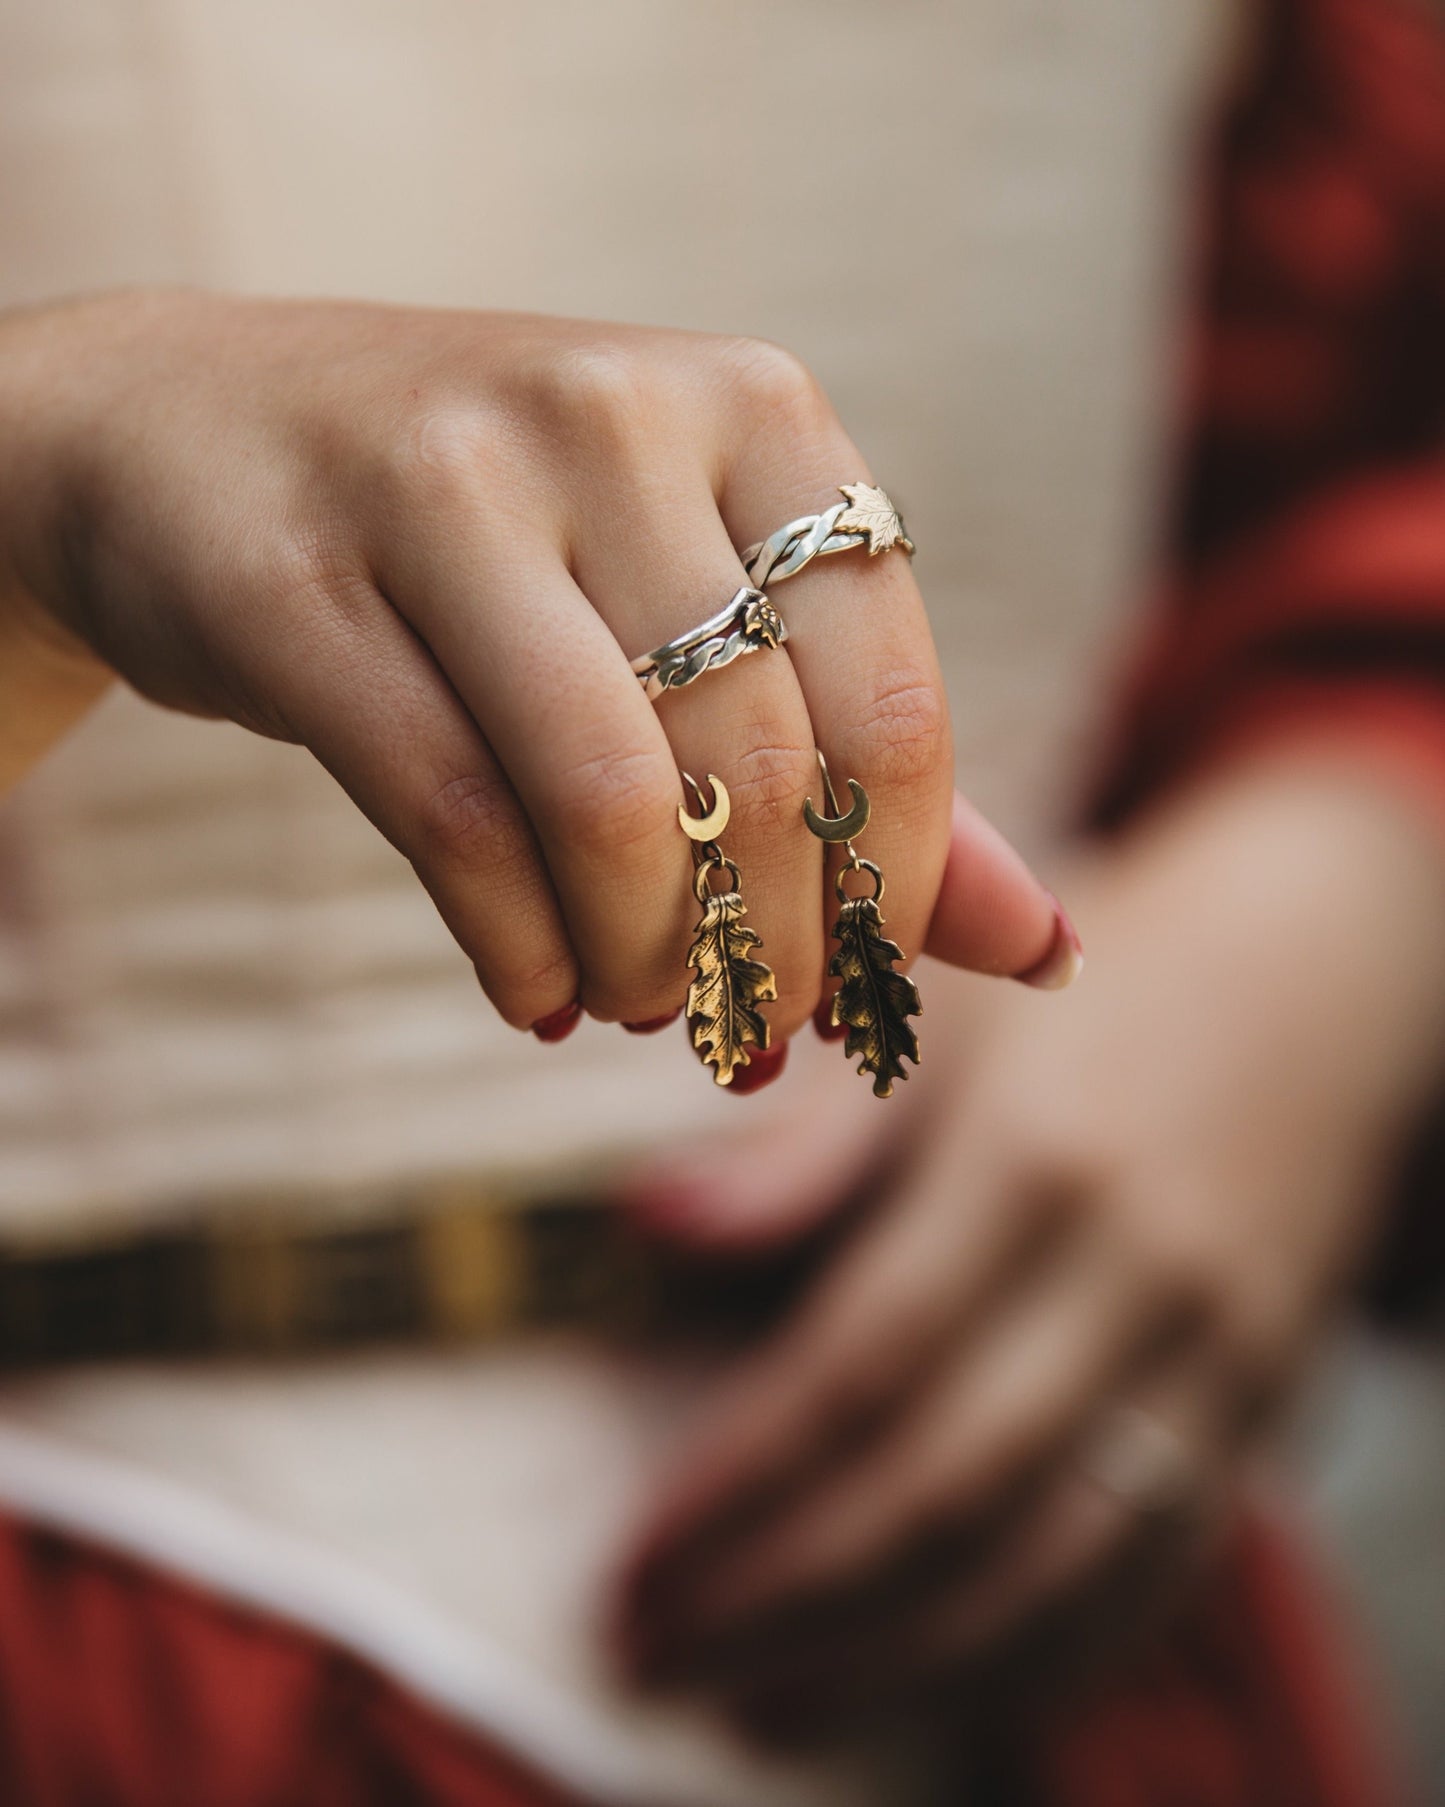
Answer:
616 747 1445 1735
0 289 1061 1034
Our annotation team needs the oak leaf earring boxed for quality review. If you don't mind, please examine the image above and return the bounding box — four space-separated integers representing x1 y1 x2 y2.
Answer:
804 752 921 1097
679 773 777 1086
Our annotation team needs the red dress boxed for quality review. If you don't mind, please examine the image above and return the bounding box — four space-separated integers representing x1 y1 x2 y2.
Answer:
1 0 1440 1800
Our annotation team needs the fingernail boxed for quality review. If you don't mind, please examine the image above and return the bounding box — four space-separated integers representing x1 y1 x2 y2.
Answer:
726 1040 790 1095
622 1009 683 1036
812 996 848 1042
531 999 583 1042
1014 894 1084 991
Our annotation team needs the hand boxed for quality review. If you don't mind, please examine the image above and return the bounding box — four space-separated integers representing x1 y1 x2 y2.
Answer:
614 752 1445 1732
0 291 1061 1042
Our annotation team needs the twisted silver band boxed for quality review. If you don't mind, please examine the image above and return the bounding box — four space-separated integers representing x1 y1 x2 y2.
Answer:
742 483 915 589
630 586 787 701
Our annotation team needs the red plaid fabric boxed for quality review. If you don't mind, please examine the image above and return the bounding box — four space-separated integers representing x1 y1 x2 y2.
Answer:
1094 0 1445 831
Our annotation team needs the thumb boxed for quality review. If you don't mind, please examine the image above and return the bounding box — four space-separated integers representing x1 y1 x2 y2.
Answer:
927 791 1083 989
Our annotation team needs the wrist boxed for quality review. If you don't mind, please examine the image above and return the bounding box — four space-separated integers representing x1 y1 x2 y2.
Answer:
1083 750 1445 1147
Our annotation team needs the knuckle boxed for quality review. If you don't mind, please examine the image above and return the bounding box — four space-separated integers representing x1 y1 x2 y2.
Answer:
725 739 814 837
843 675 951 794
718 335 830 427
551 744 672 863
389 405 500 506
525 343 656 450
414 771 518 873
493 946 580 1028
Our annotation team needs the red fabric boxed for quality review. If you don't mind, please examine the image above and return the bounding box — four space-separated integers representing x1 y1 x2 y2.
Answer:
0 1516 579 1807
1021 1513 1408 1807
0 1506 1406 1807
1093 0 1445 828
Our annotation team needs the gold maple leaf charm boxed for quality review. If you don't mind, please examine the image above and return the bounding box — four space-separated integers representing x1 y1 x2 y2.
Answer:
836 483 911 557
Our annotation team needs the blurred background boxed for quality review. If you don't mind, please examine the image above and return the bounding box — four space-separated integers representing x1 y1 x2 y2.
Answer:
0 0 1442 1799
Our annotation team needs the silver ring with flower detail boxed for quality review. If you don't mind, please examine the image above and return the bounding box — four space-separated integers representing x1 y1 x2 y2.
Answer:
630 586 787 701
1075 1404 1197 1518
741 483 915 589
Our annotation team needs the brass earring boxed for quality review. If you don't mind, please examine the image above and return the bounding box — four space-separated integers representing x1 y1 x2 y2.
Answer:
804 752 921 1097
679 773 777 1085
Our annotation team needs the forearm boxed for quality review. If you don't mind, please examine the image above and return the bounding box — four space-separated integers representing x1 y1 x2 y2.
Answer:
1072 740 1445 1205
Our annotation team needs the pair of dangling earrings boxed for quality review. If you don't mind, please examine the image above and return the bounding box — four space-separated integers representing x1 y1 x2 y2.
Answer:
678 753 921 1096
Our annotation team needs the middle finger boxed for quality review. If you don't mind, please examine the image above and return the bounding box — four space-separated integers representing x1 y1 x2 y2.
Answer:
574 464 825 1039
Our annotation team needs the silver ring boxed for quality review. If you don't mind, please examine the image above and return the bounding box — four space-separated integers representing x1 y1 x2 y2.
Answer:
742 483 915 589
630 586 787 701
1075 1404 1196 1517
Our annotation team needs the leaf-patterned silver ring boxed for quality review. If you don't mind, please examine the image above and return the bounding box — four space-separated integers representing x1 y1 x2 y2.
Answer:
630 586 787 702
741 483 915 590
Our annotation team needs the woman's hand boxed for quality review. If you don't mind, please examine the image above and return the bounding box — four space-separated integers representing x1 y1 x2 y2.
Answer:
0 290 1059 1041
614 751 1445 1730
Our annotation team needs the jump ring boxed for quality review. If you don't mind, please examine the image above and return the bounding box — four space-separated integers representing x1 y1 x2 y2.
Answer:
835 857 885 906
694 856 743 902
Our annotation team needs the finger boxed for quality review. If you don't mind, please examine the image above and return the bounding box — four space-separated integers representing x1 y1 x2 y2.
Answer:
572 461 823 1040
619 1127 1051 1611
373 466 692 1025
719 1365 1223 1728
639 1221 1160 1679
722 1481 1131 1738
253 578 576 1029
618 1055 925 1252
890 1366 1223 1686
712 376 952 994
927 792 1083 988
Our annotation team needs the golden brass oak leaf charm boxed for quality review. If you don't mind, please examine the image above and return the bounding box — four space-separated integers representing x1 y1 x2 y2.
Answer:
687 887 777 1085
836 482 907 556
829 896 921 1097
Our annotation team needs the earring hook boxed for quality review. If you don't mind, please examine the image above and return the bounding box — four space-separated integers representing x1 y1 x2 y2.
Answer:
803 749 870 852
679 771 731 844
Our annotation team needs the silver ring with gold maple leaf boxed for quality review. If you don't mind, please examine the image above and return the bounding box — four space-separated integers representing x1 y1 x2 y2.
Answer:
630 586 787 702
741 483 915 590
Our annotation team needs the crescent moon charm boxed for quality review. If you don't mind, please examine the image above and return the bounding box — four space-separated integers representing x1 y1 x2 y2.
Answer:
679 772 732 842
803 777 871 844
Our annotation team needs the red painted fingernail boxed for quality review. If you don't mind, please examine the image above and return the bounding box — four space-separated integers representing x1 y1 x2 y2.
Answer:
531 999 583 1042
725 1039 790 1095
1014 894 1084 991
622 1009 683 1035
812 996 848 1042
